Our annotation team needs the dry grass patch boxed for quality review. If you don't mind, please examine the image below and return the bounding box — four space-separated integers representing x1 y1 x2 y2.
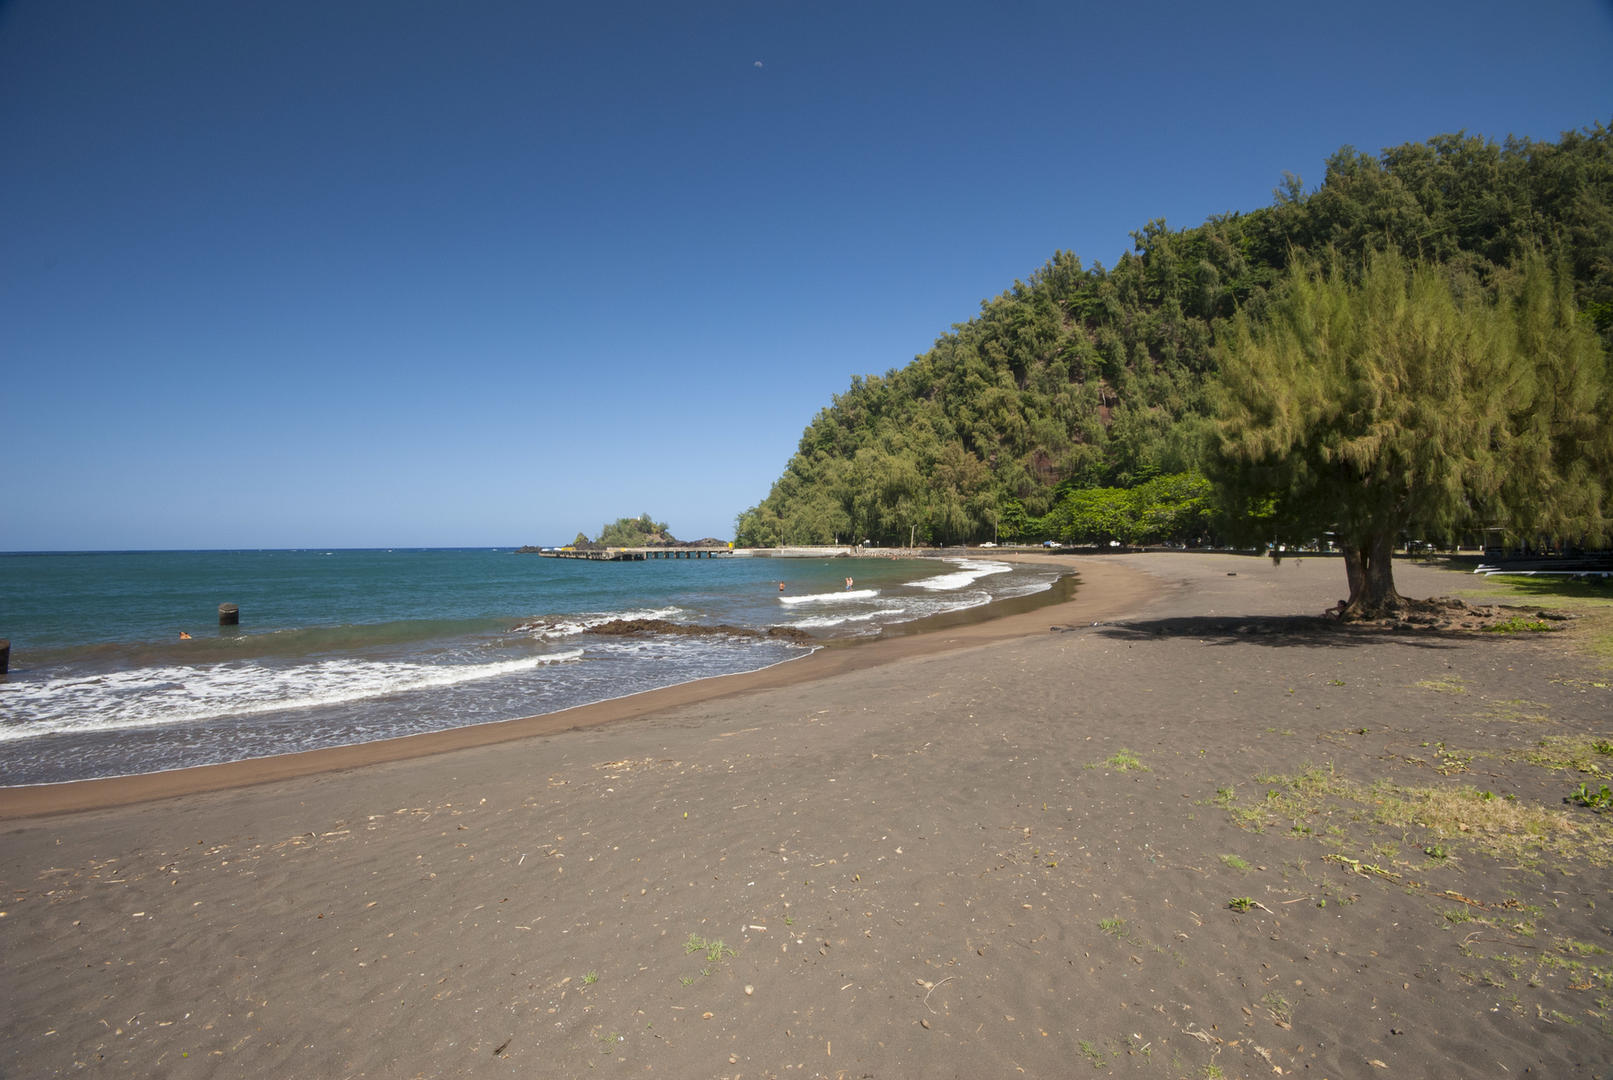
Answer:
1471 698 1554 725
1234 764 1354 835
1581 607 1613 666
1521 734 1613 776
1365 781 1611 868
1222 763 1612 868
1415 677 1468 694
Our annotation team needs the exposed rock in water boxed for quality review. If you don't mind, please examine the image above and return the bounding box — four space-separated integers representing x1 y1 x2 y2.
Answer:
585 618 812 643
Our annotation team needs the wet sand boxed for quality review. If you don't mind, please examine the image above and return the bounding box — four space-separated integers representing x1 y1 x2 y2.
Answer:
3 552 1610 1077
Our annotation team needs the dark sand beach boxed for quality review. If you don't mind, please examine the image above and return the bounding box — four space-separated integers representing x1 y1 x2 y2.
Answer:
3 553 1610 1078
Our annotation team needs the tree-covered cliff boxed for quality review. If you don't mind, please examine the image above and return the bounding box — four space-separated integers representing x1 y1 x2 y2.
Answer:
734 123 1613 548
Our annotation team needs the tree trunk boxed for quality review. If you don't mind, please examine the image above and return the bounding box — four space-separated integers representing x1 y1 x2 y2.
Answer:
1340 531 1404 619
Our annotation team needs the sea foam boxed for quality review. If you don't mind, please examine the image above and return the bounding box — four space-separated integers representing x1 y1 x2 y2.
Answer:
912 559 1012 591
0 649 585 741
777 588 879 605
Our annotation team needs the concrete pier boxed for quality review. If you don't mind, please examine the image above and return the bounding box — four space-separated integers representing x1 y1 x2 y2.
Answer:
536 546 732 562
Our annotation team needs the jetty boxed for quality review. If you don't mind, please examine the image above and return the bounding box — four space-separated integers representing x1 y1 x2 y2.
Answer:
535 546 733 562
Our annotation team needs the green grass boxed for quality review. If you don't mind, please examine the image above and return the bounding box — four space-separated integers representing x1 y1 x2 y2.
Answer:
1484 615 1556 634
1556 937 1608 958
1479 574 1613 604
1098 917 1128 937
1260 991 1294 1025
1077 1039 1108 1068
1087 748 1149 772
1469 574 1613 664
1219 854 1253 872
683 934 736 963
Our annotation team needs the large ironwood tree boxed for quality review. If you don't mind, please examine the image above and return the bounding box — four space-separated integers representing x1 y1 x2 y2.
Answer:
1211 249 1609 618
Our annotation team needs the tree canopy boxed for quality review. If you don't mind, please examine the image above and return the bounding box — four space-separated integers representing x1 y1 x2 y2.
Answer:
1210 249 1609 616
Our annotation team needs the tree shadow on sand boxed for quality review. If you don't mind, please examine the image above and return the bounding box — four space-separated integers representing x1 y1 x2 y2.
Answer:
1067 614 1484 651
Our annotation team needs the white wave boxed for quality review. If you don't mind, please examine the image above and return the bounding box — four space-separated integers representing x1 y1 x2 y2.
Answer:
777 589 879 606
514 606 682 639
995 579 1056 600
0 649 585 742
912 559 1012 592
789 609 887 629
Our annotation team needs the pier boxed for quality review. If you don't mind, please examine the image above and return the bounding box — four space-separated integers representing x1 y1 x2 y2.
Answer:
536 546 733 562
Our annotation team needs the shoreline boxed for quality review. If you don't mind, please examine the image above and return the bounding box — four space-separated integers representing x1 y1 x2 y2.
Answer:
0 553 1154 820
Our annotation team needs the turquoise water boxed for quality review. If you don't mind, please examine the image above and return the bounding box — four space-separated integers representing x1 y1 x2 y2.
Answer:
0 549 1060 785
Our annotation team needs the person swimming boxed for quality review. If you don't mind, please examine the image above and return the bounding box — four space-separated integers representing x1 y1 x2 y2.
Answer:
179 631 192 639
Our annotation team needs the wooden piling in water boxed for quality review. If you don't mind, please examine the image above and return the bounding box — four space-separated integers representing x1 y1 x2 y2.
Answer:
218 603 239 626
0 639 9 674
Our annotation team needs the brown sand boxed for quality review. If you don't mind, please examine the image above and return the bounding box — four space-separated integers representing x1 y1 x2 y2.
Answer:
2 553 1609 1078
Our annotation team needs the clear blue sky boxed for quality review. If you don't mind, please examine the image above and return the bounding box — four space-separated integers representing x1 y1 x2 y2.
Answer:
3 1 1609 550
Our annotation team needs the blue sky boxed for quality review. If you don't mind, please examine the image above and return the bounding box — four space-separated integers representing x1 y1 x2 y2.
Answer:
3 1 1609 550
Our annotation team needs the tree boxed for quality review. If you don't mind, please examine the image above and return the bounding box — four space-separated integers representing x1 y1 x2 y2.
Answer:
1058 487 1135 545
1498 255 1613 538
1130 471 1214 544
1210 249 1608 618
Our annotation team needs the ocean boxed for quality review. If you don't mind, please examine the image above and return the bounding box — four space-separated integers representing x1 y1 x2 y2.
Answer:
0 548 1062 786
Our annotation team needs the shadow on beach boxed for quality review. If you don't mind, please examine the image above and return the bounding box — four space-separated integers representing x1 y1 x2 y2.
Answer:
1079 613 1475 650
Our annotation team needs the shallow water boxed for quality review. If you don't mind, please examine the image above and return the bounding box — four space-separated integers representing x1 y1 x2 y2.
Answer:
0 549 1060 784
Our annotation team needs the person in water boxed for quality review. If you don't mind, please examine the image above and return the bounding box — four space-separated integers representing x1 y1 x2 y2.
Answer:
778 582 786 591
179 631 191 640
845 577 854 590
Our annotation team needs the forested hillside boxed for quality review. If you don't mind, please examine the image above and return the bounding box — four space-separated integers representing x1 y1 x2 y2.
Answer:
734 124 1613 548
